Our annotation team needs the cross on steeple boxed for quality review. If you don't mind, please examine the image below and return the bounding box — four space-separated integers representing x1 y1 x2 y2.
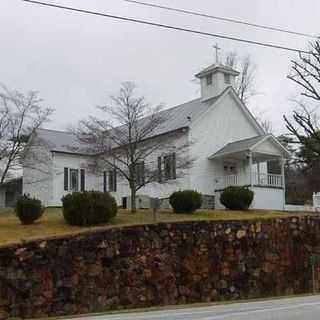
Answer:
213 43 221 64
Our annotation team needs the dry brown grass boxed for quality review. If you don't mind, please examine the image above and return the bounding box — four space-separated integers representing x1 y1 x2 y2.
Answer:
0 207 314 247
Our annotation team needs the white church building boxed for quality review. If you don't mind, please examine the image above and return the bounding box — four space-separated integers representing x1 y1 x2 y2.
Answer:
23 61 290 210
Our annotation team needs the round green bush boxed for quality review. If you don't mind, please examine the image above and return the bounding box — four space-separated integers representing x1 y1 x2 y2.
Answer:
15 194 44 225
62 191 117 226
220 186 254 210
169 190 202 214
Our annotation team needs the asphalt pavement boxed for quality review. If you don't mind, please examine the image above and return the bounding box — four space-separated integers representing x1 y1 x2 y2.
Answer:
70 295 320 320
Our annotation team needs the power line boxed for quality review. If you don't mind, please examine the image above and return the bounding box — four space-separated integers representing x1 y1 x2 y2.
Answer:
123 0 319 40
22 0 311 54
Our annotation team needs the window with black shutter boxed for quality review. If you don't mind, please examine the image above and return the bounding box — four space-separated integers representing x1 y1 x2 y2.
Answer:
64 168 69 191
80 169 85 191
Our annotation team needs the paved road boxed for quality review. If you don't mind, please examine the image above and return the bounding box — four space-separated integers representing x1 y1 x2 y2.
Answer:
71 295 320 320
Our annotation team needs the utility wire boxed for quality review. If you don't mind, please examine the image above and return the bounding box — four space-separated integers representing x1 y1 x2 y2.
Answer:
22 0 311 54
123 0 319 40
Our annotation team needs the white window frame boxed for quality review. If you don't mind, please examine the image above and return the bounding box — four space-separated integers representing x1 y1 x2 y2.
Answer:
163 153 176 181
69 168 79 192
108 169 117 192
135 162 145 186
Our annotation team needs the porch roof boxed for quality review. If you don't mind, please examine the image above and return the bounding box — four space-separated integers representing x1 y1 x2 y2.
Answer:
208 134 290 160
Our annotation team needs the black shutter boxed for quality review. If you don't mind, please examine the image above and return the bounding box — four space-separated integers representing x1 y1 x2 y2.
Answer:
80 169 85 191
108 170 113 192
103 171 107 192
64 168 68 191
141 162 145 185
172 153 176 179
113 169 117 192
158 157 162 182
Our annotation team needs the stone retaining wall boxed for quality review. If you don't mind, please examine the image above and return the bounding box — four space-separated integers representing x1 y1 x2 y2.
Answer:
1 216 320 319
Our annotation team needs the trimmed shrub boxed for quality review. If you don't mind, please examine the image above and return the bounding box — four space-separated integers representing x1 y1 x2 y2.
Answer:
62 191 117 226
169 190 202 214
220 186 254 210
15 194 44 225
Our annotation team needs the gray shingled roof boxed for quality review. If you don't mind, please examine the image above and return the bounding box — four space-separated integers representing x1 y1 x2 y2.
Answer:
35 93 223 155
36 129 87 154
209 135 268 159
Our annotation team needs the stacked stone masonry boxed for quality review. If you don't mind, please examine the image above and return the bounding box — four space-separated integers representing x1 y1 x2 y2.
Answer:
0 216 320 319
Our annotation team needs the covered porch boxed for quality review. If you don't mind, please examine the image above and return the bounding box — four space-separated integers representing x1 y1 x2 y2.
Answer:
213 161 284 190
209 135 290 210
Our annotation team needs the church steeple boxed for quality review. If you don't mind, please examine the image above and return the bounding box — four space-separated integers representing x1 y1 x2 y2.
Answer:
195 45 240 101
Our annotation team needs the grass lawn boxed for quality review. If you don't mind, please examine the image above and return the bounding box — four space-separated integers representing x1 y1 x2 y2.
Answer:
0 207 314 247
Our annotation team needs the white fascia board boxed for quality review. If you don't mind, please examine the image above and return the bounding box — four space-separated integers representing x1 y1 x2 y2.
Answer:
250 134 291 158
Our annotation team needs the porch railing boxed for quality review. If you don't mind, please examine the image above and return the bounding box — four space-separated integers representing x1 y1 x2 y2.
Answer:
224 174 238 186
252 173 283 188
214 174 243 189
215 173 283 189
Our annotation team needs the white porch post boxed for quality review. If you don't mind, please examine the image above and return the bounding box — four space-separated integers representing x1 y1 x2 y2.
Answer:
249 151 253 187
281 157 286 210
257 161 260 186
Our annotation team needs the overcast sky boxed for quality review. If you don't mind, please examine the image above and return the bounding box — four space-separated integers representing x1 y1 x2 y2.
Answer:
1 0 319 134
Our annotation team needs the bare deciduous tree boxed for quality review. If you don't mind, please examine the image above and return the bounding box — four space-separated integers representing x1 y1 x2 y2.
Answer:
0 86 53 185
225 52 257 104
255 115 274 134
225 51 274 134
287 41 320 102
76 82 193 213
284 102 320 157
283 41 320 197
284 41 320 157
